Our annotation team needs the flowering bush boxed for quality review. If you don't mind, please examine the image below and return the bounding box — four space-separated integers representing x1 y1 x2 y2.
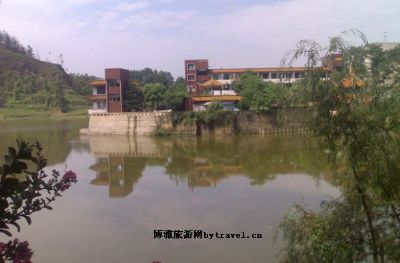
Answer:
0 239 33 263
0 140 77 262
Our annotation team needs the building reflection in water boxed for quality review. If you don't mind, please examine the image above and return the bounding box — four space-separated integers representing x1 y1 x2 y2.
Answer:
87 135 167 198
186 157 242 190
85 134 329 197
90 156 146 197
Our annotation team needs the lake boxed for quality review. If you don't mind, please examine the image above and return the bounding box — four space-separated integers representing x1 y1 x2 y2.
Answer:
0 118 340 263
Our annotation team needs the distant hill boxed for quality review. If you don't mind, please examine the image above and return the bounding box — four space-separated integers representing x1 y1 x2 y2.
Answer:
0 43 69 80
0 31 96 119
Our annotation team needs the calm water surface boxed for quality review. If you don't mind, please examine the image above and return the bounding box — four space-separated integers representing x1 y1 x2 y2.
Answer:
0 119 339 263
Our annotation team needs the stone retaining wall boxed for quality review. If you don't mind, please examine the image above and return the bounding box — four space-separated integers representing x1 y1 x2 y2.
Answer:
87 109 307 136
88 112 172 135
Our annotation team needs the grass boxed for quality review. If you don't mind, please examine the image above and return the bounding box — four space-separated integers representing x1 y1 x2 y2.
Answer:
0 105 88 120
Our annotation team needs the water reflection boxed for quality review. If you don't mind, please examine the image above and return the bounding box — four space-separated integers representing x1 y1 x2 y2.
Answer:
0 118 88 165
0 119 340 263
90 156 145 197
86 135 331 197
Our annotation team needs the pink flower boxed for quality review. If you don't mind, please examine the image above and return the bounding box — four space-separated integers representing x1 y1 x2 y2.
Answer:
62 170 77 183
0 239 33 263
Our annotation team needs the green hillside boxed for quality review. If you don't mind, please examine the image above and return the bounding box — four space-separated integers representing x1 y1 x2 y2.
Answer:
0 32 94 119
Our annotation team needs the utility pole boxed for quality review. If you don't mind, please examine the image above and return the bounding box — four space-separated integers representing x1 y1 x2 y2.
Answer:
384 32 388 42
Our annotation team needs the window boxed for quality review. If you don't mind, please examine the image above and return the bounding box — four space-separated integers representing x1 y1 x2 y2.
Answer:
197 68 208 75
187 85 197 92
96 101 106 109
212 74 220 80
187 63 195 70
278 73 291 79
262 72 270 79
223 73 230 80
107 79 120 87
187 74 196 81
109 95 120 101
271 72 278 79
97 87 106 94
294 72 303 78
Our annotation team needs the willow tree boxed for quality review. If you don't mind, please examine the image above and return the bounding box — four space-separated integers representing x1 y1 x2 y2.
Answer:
278 31 400 263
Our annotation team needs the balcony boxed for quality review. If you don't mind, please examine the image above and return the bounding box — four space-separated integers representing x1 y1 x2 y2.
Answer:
88 95 106 101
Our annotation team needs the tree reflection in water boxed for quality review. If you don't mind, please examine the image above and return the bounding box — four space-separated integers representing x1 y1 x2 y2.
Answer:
87 135 330 197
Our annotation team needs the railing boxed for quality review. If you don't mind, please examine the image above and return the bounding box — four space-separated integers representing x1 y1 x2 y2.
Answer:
88 109 107 115
212 90 237 96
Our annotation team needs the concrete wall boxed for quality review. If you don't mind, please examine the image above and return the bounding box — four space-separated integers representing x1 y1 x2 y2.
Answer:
87 109 307 136
88 112 172 135
172 109 307 136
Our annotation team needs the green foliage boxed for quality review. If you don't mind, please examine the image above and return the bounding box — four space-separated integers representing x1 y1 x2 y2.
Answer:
279 201 368 263
56 86 69 113
232 72 284 112
278 31 400 263
70 73 97 96
143 83 167 111
0 140 77 261
0 30 34 57
141 82 186 111
129 68 174 86
122 82 144 112
206 101 224 111
172 107 234 129
152 126 171 136
163 83 186 111
126 68 185 111
174 76 185 86
162 135 327 186
0 140 78 236
0 30 92 115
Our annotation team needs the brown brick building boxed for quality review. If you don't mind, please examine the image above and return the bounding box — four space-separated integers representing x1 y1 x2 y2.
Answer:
184 59 310 111
89 68 130 113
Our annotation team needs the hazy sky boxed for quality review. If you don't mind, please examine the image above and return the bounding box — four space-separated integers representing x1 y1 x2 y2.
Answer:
0 0 399 78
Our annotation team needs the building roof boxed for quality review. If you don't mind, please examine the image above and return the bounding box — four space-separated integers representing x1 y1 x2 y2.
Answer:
192 95 241 102
210 67 307 74
200 79 224 88
89 79 106 87
185 59 208 62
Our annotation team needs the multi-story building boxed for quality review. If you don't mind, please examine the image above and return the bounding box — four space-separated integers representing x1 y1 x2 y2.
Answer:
184 59 309 111
89 68 130 114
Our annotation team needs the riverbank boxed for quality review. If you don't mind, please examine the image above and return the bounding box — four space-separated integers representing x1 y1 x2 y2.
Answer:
0 108 88 120
85 109 308 136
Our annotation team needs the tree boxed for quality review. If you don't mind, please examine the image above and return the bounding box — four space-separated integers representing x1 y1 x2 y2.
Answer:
232 72 282 112
0 140 77 262
278 31 400 263
12 80 23 101
26 45 33 58
174 76 185 86
122 81 144 112
55 85 70 113
70 73 97 96
142 83 166 111
129 68 174 87
162 83 186 111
